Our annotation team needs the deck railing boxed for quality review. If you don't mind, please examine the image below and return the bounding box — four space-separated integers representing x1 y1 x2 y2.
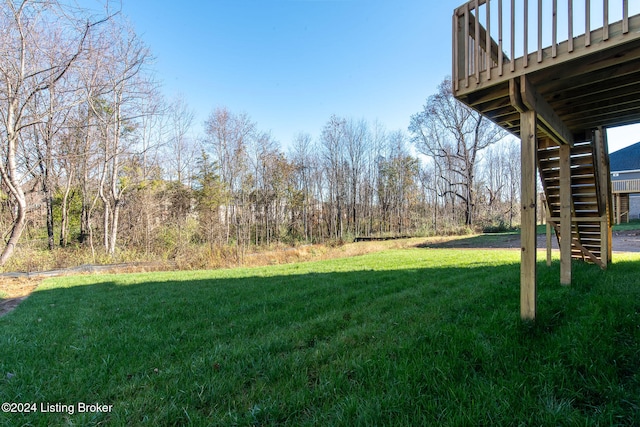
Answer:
612 178 640 193
453 0 637 93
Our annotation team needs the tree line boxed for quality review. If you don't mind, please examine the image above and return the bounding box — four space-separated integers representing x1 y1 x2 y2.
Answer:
0 1 521 267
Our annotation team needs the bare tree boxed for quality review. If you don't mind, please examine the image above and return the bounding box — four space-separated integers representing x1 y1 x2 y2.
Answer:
247 131 279 245
166 95 196 185
290 132 314 242
410 78 506 227
0 0 104 264
90 19 152 255
320 115 347 240
203 107 255 245
376 130 419 235
193 150 225 246
505 140 521 227
27 42 82 250
343 118 368 236
482 144 507 223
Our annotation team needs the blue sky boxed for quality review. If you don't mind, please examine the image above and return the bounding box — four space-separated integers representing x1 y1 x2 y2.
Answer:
90 0 639 152
104 0 458 145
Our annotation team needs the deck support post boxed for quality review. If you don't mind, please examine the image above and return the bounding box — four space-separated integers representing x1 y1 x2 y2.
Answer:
559 144 572 285
546 221 552 266
545 197 552 267
520 110 537 321
594 127 612 266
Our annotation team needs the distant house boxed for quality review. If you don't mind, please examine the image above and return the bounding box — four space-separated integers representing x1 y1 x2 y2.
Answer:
610 141 640 223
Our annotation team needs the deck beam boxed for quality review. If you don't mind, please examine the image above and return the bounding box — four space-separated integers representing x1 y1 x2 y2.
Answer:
520 76 574 146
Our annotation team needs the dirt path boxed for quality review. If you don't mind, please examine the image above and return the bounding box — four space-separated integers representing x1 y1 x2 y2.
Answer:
0 262 174 318
423 229 640 252
611 230 640 252
0 277 41 317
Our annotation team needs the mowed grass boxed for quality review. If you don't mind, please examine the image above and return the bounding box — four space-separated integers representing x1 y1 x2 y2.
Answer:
1 248 640 426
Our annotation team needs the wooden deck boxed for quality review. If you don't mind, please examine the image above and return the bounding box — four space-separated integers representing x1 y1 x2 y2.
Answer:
612 178 640 193
452 0 640 320
611 179 640 223
454 1 640 141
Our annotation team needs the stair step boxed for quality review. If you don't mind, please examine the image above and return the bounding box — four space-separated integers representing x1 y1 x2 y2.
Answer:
572 177 598 186
572 165 595 175
571 143 593 156
538 136 610 264
571 155 596 166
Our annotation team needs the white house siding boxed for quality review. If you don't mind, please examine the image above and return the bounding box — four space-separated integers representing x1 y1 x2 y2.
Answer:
630 195 640 220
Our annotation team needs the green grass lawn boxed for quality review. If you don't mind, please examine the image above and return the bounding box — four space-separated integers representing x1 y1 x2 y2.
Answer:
613 219 640 232
1 248 640 426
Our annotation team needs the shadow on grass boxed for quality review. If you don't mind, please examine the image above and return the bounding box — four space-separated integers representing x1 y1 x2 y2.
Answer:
1 254 639 425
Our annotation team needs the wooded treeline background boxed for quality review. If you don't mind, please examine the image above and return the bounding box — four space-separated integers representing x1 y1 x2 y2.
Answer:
0 1 521 268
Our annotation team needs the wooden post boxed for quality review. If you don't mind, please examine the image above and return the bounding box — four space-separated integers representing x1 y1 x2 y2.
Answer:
601 215 609 266
616 193 621 225
544 194 552 267
546 221 552 266
521 110 537 321
594 128 611 267
559 144 572 285
608 215 613 264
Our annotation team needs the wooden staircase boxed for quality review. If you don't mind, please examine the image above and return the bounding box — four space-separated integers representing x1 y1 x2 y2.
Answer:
538 132 612 268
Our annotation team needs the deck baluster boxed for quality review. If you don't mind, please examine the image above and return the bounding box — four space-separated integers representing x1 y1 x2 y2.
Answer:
511 0 515 71
486 0 492 79
524 0 529 67
475 0 481 82
603 0 609 40
498 0 504 75
586 0 591 47
538 0 543 62
552 0 558 57
453 0 639 92
569 0 574 52
464 3 470 87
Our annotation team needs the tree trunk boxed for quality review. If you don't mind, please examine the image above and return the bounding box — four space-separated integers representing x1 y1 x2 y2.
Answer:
108 201 120 255
45 187 55 250
37 144 56 250
36 135 56 250
0 128 27 265
0 99 27 265
60 170 73 247
100 187 110 251
0 191 26 266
